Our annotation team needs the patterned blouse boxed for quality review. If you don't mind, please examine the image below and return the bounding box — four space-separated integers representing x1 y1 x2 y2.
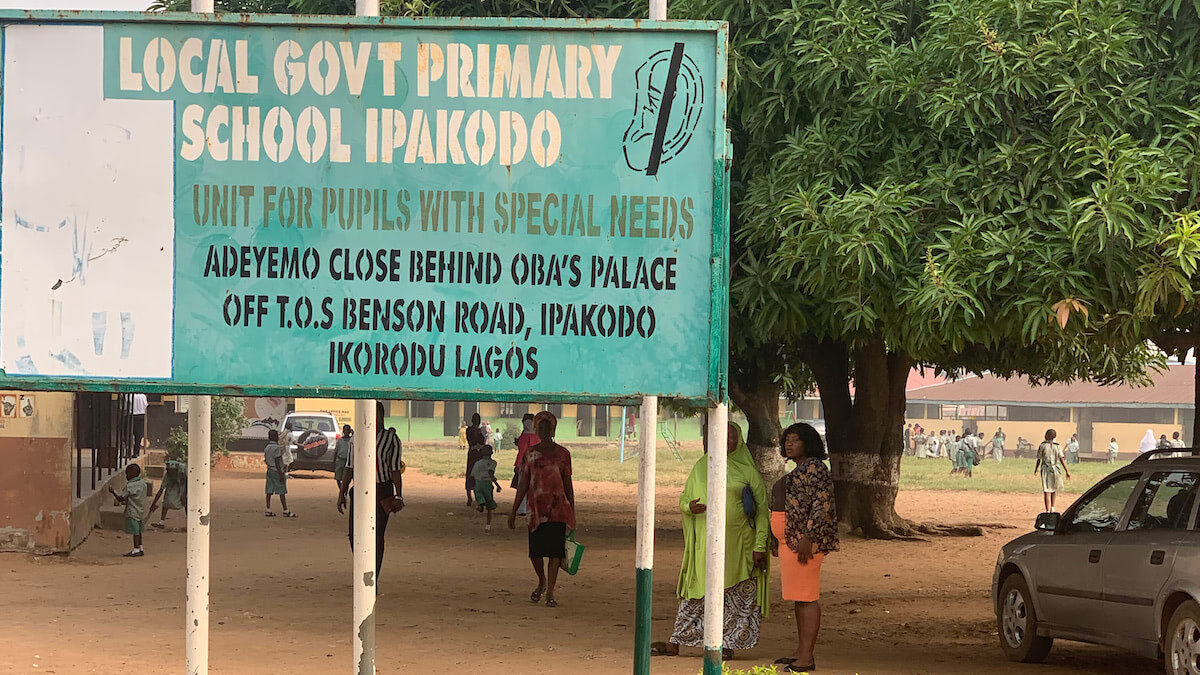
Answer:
522 443 575 532
784 458 839 555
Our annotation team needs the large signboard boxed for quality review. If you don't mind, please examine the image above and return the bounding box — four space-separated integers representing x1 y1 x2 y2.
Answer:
0 12 727 404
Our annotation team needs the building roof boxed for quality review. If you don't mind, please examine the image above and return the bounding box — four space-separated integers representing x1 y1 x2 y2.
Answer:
907 366 1196 409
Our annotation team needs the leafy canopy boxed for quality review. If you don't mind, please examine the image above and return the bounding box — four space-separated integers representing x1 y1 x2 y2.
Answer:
673 0 1200 386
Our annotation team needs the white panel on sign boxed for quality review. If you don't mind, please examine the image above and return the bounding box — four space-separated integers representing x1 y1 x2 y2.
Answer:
1 25 174 379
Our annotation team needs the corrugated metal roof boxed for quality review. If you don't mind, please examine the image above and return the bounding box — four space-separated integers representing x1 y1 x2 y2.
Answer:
908 366 1195 408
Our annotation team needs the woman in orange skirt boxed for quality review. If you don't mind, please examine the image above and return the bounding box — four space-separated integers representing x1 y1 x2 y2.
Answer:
770 423 839 672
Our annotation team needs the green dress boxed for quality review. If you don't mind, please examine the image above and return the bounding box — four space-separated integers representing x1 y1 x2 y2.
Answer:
670 424 770 649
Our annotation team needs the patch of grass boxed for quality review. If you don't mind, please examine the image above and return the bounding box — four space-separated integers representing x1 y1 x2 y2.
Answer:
898 456 1121 494
401 441 1126 495
401 440 703 487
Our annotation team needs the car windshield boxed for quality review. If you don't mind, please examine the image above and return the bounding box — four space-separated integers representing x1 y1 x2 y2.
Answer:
288 416 335 433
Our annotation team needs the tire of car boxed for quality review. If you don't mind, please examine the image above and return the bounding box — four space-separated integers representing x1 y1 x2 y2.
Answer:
297 430 330 459
998 574 1053 664
1164 600 1200 675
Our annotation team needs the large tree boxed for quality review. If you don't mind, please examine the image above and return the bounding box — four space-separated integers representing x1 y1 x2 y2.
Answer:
672 0 1200 536
157 0 1194 536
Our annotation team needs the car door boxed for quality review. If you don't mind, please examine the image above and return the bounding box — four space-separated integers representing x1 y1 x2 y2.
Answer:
1034 474 1142 632
1101 471 1200 644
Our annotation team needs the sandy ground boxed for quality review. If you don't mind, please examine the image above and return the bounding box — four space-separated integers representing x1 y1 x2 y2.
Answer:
0 469 1162 675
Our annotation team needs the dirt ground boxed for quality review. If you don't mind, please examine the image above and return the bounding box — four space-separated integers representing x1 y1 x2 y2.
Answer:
0 469 1162 675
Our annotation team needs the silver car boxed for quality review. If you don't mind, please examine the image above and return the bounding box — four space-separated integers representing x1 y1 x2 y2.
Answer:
993 449 1200 674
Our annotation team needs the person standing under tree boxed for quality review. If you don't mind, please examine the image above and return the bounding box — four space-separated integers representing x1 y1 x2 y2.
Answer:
651 422 769 660
1108 437 1120 464
913 427 928 459
337 402 405 582
1034 429 1071 512
769 422 837 673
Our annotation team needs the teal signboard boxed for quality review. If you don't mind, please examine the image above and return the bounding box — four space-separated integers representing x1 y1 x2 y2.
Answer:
0 12 727 404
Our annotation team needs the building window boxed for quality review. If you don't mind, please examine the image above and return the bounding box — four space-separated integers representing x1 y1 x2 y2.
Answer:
499 403 524 418
411 401 435 418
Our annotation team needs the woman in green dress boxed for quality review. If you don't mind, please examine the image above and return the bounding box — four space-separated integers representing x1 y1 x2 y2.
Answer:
652 422 770 659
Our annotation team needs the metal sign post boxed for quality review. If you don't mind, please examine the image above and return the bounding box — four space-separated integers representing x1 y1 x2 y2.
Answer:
352 399 378 674
185 394 211 675
184 6 214 675
703 402 728 675
633 395 657 675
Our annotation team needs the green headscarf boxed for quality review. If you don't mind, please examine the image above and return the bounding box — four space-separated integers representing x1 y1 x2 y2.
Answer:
676 422 770 616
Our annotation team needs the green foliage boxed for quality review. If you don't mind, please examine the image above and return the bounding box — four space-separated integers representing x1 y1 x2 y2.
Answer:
212 397 245 454
699 665 784 675
163 396 245 460
501 421 522 447
166 427 189 463
674 0 1200 388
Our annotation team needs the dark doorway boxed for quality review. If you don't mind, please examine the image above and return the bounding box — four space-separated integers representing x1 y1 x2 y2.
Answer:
595 405 609 437
443 401 460 436
577 405 593 437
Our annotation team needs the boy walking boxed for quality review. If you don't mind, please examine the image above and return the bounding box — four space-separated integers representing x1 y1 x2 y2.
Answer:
264 429 295 518
108 463 147 557
471 445 502 533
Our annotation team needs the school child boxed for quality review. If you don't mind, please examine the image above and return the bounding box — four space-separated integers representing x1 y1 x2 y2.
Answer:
470 445 502 533
264 429 295 518
108 463 148 557
149 459 186 529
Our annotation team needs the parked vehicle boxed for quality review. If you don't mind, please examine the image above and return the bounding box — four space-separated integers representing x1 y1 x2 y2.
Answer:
992 448 1200 674
281 412 340 472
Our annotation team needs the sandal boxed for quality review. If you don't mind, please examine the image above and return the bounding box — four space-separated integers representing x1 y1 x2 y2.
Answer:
545 596 558 608
785 663 816 672
264 511 276 517
282 511 297 518
774 657 797 665
722 649 734 660
649 642 677 657
530 586 545 603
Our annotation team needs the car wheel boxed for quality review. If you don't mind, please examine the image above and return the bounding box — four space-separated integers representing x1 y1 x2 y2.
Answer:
1165 601 1200 675
998 574 1053 663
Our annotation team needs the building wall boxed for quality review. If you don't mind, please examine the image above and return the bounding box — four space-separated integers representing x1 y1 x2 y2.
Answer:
905 417 1079 455
0 437 72 554
1091 422 1183 458
0 392 74 553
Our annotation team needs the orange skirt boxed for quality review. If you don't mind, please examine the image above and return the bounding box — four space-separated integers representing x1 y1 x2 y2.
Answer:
771 511 825 602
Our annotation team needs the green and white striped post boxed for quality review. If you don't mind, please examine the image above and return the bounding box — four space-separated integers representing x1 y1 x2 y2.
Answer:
703 402 728 675
634 395 658 675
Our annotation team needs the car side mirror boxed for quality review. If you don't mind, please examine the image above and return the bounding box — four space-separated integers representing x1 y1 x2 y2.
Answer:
1035 512 1061 532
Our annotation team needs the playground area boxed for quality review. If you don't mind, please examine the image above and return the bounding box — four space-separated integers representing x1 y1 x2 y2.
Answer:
0 445 1158 675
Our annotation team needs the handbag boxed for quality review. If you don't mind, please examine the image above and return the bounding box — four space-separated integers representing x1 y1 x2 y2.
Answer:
742 485 758 527
559 531 585 575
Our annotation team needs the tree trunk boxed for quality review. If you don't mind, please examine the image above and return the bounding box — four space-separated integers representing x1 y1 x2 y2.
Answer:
729 367 786 488
800 336 920 538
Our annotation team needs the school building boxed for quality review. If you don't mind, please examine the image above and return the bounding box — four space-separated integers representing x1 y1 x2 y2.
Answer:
903 365 1196 459
0 392 141 554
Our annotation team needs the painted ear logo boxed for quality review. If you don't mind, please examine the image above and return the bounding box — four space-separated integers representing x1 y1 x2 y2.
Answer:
622 42 704 176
